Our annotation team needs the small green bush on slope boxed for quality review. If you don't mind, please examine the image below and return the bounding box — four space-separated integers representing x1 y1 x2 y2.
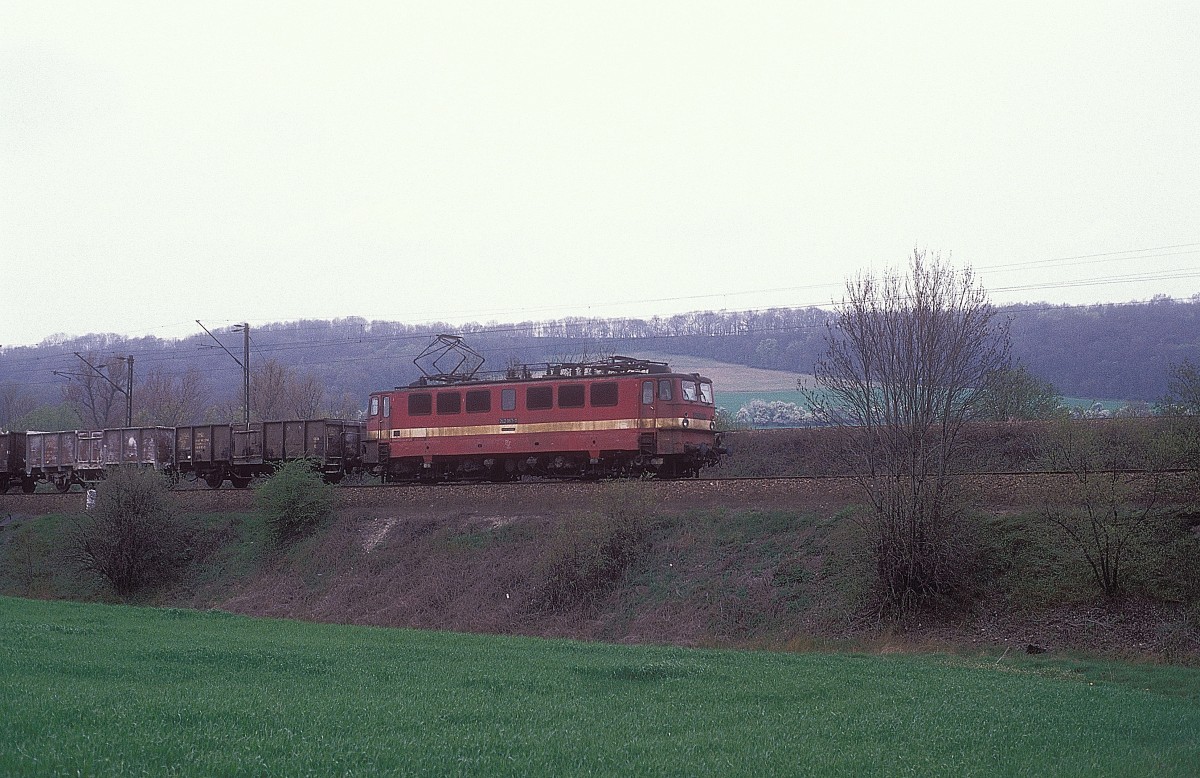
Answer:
254 459 334 542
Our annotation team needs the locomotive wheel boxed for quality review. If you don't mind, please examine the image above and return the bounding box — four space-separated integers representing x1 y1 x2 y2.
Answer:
204 471 223 490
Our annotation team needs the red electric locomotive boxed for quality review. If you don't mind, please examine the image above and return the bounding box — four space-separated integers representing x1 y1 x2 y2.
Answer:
365 347 723 482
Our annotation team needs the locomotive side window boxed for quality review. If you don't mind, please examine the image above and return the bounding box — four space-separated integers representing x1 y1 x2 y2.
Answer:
559 384 585 408
436 392 461 415
682 380 699 402
658 379 673 401
370 397 379 416
408 393 432 416
466 390 491 413
642 381 654 404
501 388 516 411
700 382 714 404
591 382 619 407
383 396 391 417
527 386 553 411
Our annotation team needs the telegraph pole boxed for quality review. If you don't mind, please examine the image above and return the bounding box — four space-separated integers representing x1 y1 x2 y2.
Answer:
125 356 133 427
197 320 251 425
236 323 250 426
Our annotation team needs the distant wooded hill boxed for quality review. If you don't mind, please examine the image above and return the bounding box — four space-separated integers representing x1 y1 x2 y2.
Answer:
1 299 1198 426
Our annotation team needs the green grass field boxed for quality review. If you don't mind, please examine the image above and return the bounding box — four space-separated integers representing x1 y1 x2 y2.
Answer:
2 597 1197 776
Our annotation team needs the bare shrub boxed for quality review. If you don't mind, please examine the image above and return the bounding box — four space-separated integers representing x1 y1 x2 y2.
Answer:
1038 419 1177 597
70 468 190 595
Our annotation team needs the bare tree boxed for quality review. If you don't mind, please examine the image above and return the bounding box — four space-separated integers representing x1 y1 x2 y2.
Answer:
61 352 128 428
250 359 293 420
972 366 1064 421
0 382 37 430
290 374 325 419
326 390 364 420
1157 359 1200 416
135 367 210 426
806 249 1011 613
249 359 328 420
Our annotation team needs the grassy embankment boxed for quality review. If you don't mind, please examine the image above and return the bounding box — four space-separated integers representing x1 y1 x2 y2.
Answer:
2 472 1198 657
3 595 1199 776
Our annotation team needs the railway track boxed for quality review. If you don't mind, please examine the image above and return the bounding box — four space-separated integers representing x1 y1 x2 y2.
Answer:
5 470 1188 519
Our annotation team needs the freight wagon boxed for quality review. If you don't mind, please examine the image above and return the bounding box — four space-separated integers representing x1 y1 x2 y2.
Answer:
0 420 363 492
174 419 364 488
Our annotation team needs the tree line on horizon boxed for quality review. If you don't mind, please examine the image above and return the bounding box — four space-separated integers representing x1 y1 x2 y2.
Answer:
1 296 1198 431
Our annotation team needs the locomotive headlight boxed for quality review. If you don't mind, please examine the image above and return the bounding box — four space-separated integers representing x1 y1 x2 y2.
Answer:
682 417 689 428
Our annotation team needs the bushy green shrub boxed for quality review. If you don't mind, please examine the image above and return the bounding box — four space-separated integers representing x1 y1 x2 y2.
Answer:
70 467 189 595
255 460 335 543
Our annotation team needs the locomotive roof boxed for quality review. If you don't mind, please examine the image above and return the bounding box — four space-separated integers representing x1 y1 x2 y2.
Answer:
397 355 710 389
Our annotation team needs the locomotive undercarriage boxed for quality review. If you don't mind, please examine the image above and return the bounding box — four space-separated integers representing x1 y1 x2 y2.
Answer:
379 447 715 483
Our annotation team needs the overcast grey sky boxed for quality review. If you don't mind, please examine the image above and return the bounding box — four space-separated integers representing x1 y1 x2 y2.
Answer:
3 1 1199 347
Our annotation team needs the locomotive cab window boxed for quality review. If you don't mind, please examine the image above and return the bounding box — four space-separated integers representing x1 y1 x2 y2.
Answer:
658 379 673 401
408 393 432 416
466 390 491 413
642 381 654 405
590 382 618 407
436 392 461 415
501 388 516 411
527 386 553 411
370 397 380 416
382 396 391 417
682 381 699 402
559 384 585 408
700 382 714 404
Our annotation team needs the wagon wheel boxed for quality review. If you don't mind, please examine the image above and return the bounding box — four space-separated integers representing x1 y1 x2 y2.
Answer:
21 479 36 494
54 477 71 493
204 471 224 490
230 474 252 489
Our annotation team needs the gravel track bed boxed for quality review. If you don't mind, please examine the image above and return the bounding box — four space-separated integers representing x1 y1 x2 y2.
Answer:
1 474 1080 520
